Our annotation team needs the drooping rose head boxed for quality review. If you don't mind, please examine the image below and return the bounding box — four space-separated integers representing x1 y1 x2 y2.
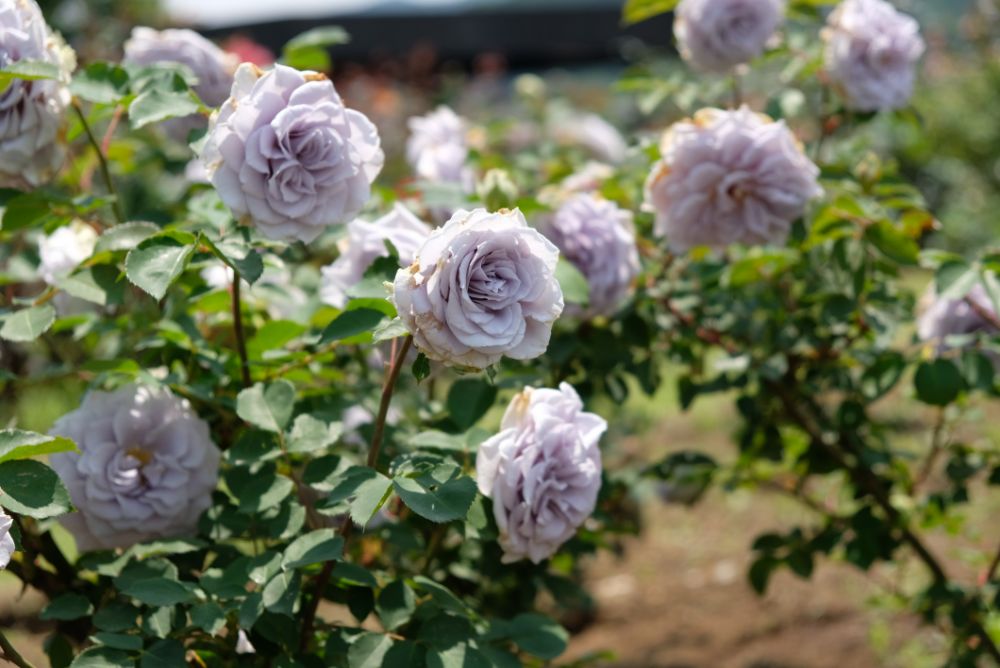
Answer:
674 0 785 73
545 193 640 318
917 284 1000 361
38 220 98 285
49 384 221 551
406 105 474 190
200 63 385 243
393 208 564 370
644 106 821 251
477 382 605 563
822 0 925 112
0 508 14 569
320 203 432 309
0 0 74 190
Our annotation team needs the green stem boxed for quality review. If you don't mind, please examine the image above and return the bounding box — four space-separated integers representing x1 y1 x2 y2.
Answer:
72 101 124 225
231 273 251 389
367 335 413 471
0 629 36 668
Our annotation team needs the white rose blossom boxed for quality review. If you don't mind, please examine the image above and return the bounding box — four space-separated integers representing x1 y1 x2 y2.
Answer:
917 284 1000 359
822 0 925 112
0 508 14 569
49 384 221 551
123 27 237 141
548 112 627 164
201 63 384 243
320 203 432 309
477 382 606 563
406 105 474 190
0 0 75 190
674 0 785 73
38 220 98 285
545 193 640 317
644 106 822 251
392 208 564 370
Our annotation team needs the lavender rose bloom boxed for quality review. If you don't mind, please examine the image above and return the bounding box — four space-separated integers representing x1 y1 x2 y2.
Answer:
393 208 564 369
644 106 821 251
674 0 785 73
0 508 14 569
546 193 639 317
123 27 237 140
917 284 1000 357
823 0 925 112
320 203 432 309
201 63 384 243
406 105 474 190
49 384 221 551
0 0 74 190
477 382 605 563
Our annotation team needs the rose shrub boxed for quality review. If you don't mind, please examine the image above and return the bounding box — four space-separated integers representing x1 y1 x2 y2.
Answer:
0 0 999 666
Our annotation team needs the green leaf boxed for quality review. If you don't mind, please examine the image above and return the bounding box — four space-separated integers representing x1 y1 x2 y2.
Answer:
284 26 351 51
236 381 296 432
0 60 60 87
376 580 416 631
125 233 196 300
319 308 386 344
347 632 393 668
935 260 979 300
412 577 470 614
864 220 919 265
393 465 477 523
554 258 589 306
93 602 139 632
237 472 295 514
71 62 130 104
41 593 94 621
914 359 964 406
203 237 264 284
0 459 72 518
412 353 431 383
622 0 678 25
189 602 226 635
282 26 350 71
0 305 56 342
247 320 306 359
504 613 568 659
446 378 496 430
121 577 197 607
319 466 393 527
59 265 125 306
372 317 409 343
262 570 300 614
140 639 186 668
287 415 342 454
282 529 344 570
69 647 134 668
90 633 143 652
129 88 200 129
96 222 160 252
0 429 76 463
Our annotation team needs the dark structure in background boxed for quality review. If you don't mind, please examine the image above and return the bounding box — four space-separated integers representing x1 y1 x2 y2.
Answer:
203 5 674 69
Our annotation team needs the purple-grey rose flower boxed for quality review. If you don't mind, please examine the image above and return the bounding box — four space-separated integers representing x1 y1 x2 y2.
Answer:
545 193 639 317
644 106 821 251
406 105 474 190
823 0 925 112
320 203 432 309
201 63 385 243
674 0 785 73
124 27 237 141
49 384 221 551
918 284 1000 358
393 208 564 369
0 0 74 190
476 382 605 563
0 508 14 569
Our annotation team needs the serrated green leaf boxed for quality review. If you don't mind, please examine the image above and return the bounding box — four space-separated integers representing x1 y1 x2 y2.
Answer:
0 429 76 463
0 304 56 342
41 593 94 621
121 577 197 607
129 88 200 129
96 222 160 252
393 465 477 523
236 381 296 432
125 234 196 300
59 265 125 306
282 529 344 570
319 308 385 344
0 459 71 518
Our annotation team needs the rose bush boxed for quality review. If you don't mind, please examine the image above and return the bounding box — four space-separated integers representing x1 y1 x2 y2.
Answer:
0 0 998 666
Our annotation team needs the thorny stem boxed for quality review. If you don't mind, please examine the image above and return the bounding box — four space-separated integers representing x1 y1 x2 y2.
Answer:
0 629 35 668
230 274 251 389
72 101 124 225
299 335 414 652
914 408 947 490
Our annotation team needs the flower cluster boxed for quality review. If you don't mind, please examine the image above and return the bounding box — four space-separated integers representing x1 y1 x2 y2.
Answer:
393 208 564 369
822 0 925 111
320 204 432 309
201 63 384 243
674 0 784 73
49 384 221 551
406 105 474 190
644 106 821 251
545 193 639 317
476 383 605 563
0 0 74 190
